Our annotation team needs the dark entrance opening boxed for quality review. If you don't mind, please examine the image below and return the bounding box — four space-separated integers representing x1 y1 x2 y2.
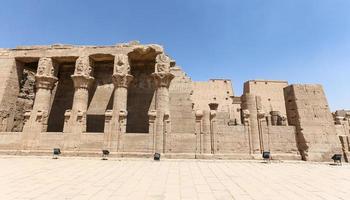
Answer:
126 61 155 133
47 63 75 132
86 60 114 133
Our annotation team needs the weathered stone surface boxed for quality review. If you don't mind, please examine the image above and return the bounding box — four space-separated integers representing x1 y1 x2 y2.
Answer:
0 43 346 162
284 84 342 161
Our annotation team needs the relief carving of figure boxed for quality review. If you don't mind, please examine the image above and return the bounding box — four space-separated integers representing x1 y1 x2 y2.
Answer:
155 53 171 73
37 57 55 76
75 56 92 77
242 109 250 125
114 54 130 74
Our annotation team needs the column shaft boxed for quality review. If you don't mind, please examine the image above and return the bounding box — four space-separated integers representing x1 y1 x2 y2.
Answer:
22 57 57 149
69 75 93 133
113 87 127 113
155 86 167 153
152 72 174 154
242 94 261 154
33 88 52 111
111 73 133 151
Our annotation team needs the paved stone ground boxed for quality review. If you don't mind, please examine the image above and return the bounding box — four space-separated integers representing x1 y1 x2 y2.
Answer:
0 156 349 200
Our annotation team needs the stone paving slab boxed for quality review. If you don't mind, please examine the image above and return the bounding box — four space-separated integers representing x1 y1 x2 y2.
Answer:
0 156 349 200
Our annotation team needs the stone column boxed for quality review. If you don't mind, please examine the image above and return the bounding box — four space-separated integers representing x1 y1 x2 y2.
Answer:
195 110 204 155
148 110 157 151
152 53 174 154
111 54 133 151
63 56 94 150
70 74 93 132
32 76 57 127
22 57 57 148
163 113 171 153
209 103 219 154
103 109 113 149
202 111 212 154
64 56 94 133
242 94 261 154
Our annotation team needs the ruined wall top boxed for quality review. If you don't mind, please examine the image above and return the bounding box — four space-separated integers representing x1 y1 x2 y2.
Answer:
3 41 164 60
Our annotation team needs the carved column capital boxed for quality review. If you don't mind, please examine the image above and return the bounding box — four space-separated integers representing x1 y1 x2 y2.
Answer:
112 73 134 88
37 57 57 77
195 110 204 121
155 53 171 73
114 54 130 74
148 110 157 121
151 72 174 88
74 56 93 77
119 109 128 119
71 56 94 89
35 57 58 89
35 75 58 90
71 75 94 89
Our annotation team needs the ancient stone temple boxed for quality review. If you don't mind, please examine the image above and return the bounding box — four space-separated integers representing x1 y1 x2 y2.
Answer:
0 41 348 162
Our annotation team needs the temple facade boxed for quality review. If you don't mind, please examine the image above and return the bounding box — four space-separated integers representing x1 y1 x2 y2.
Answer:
0 42 349 162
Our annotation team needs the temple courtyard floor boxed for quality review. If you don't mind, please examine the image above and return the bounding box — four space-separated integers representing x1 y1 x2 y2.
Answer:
0 156 349 200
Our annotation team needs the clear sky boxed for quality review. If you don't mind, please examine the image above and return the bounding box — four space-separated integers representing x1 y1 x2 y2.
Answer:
0 0 349 111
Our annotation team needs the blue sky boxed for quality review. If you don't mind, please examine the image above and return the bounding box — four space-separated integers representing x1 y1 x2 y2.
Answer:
0 0 349 110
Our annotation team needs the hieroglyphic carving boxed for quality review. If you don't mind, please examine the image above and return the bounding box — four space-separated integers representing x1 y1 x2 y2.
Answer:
74 56 93 77
155 54 171 73
114 54 130 74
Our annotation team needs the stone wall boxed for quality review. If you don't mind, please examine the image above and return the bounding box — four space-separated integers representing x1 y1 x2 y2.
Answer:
0 58 15 107
12 68 36 132
264 126 299 155
244 80 288 118
284 84 342 161
0 59 37 132
216 125 249 154
120 134 153 153
169 66 195 134
0 132 22 150
167 133 196 154
0 58 20 131
192 79 234 113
